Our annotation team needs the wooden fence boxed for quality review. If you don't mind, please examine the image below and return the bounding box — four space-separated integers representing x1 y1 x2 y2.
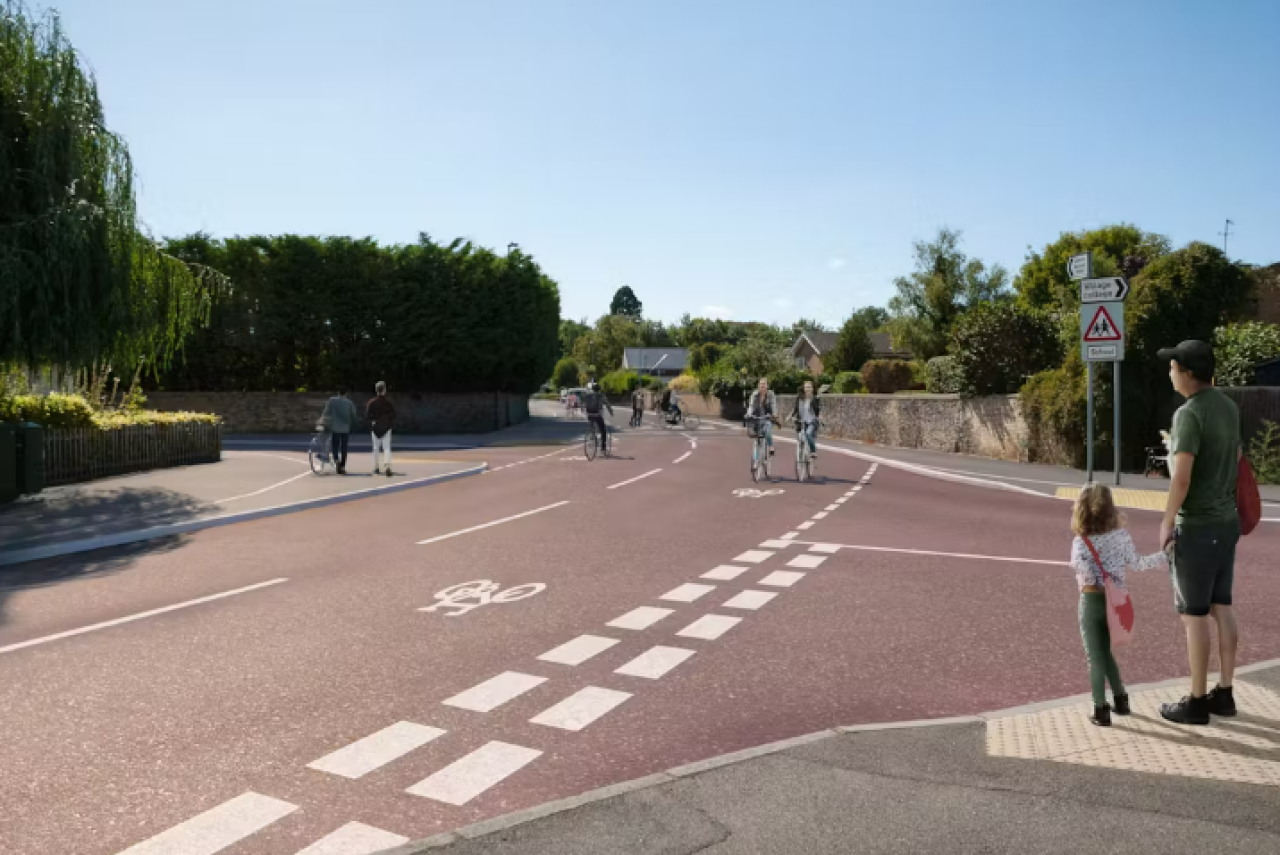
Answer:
44 423 222 486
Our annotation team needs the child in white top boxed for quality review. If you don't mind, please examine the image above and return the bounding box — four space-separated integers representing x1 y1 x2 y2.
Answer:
1070 483 1168 726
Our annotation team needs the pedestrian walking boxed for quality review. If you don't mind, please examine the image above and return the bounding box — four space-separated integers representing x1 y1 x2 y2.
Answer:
321 388 359 475
1156 340 1243 725
1069 484 1168 726
366 380 396 476
631 387 645 426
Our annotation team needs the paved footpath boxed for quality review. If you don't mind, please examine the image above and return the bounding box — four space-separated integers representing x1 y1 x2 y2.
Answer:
0 411 1276 855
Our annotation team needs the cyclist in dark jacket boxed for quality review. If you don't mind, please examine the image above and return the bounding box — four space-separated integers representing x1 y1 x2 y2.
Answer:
583 382 614 447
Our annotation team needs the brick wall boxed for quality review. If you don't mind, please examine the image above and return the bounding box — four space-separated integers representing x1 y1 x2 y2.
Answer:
147 391 530 434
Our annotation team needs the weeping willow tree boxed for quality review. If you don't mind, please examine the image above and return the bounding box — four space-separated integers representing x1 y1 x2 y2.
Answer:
0 0 223 374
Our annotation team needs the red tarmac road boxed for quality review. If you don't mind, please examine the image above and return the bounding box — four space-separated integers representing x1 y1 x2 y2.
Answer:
1 420 1277 854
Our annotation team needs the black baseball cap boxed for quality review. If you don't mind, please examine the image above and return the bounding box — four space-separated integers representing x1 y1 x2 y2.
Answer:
1157 340 1215 381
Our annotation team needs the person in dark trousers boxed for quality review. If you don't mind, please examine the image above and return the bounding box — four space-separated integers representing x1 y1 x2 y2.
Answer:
366 380 396 476
631 387 645 427
322 388 359 475
1157 340 1243 725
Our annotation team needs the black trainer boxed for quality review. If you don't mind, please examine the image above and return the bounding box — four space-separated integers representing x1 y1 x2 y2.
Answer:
1090 704 1112 727
1206 685 1237 717
1113 694 1131 716
1160 694 1211 725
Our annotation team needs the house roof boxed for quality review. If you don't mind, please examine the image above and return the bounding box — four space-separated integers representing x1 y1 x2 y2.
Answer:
870 331 911 357
791 331 839 355
622 347 688 371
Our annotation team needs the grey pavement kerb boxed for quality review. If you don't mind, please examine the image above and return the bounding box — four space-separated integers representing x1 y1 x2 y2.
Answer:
0 464 486 568
382 656 1280 853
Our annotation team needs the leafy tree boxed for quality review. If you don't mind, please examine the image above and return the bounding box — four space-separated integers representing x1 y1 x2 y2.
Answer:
849 306 889 330
950 302 1061 395
600 369 640 396
552 357 580 389
637 319 675 347
0 1 224 371
861 360 914 394
727 332 791 380
925 356 964 393
1014 224 1171 312
609 285 643 318
1213 322 1280 387
790 317 829 336
828 316 874 372
571 314 642 374
887 228 1010 361
832 371 865 393
558 319 590 358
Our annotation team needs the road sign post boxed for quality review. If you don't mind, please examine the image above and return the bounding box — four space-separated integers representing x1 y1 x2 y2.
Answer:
1079 279 1128 485
1068 252 1093 281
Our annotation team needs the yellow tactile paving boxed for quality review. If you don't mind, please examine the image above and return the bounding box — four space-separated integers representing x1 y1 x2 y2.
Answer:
987 680 1280 786
1054 486 1168 510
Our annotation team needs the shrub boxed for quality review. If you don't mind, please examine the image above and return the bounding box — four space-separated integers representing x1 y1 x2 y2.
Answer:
832 371 864 394
817 372 834 389
551 357 580 390
1248 420 1280 485
667 374 699 394
1 392 97 428
908 360 928 391
599 370 640 397
861 360 913 394
828 317 874 372
689 342 725 373
1214 321 1280 387
950 301 1061 395
90 410 221 429
925 356 964 393
1019 351 1087 466
765 367 809 394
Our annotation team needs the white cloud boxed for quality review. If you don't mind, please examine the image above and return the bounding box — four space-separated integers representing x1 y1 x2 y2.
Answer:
702 305 732 319
826 257 847 270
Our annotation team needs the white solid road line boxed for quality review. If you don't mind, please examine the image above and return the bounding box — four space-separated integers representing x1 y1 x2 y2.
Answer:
787 555 827 569
530 686 632 731
759 570 806 588
702 565 749 581
607 468 663 490
407 741 542 806
117 791 297 855
676 614 742 640
723 590 777 610
294 821 409 855
615 645 697 679
213 470 313 505
791 541 1067 566
660 582 716 602
308 722 446 779
417 501 569 545
733 550 774 564
607 606 674 630
673 451 692 464
443 672 548 713
0 578 289 656
537 634 620 666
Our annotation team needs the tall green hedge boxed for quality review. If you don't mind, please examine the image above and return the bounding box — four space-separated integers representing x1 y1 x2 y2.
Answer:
159 234 561 394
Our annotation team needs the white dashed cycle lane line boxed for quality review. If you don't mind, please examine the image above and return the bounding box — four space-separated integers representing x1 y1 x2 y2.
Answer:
114 460 876 852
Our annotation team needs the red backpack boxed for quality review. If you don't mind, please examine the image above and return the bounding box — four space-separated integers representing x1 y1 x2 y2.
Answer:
1238 456 1262 536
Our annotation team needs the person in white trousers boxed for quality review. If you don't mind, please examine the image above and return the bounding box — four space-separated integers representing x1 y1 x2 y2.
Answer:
365 381 396 476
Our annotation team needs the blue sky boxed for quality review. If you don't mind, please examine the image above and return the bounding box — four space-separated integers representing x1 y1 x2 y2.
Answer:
49 0 1280 327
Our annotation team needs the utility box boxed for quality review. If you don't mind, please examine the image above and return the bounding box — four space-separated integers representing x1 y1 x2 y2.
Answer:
0 424 17 504
16 422 44 495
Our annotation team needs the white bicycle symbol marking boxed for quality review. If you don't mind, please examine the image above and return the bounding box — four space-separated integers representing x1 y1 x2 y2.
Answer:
419 580 547 617
732 488 785 498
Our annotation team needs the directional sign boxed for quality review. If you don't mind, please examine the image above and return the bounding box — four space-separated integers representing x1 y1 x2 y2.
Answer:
1067 252 1093 281
1080 301 1125 361
1081 276 1129 303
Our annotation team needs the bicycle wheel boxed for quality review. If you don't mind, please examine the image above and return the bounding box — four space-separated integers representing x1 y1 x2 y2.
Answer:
683 412 700 430
492 582 547 603
795 443 806 482
603 429 612 458
584 429 598 461
308 435 329 475
763 443 772 478
751 438 763 482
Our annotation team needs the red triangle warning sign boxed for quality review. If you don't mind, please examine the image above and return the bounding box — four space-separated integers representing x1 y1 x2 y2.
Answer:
1084 305 1122 341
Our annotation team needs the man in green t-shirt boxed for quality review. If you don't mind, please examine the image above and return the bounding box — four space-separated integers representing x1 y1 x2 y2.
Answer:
1156 340 1242 725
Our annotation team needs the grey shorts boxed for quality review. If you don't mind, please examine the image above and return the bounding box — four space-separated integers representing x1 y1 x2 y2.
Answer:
1170 519 1240 617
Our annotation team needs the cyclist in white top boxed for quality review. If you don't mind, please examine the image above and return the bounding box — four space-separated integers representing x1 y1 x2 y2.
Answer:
745 378 779 457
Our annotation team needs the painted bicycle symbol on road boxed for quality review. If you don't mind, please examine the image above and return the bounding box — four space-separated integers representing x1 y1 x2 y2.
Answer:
418 580 547 617
732 488 784 498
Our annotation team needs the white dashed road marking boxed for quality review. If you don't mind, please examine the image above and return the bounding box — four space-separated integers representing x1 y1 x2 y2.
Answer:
117 792 297 855
537 635 620 666
673 451 692 464
723 590 777 610
529 686 632 731
702 565 750 581
443 672 548 713
615 645 697 679
676 614 742 640
824 504 839 512
294 822 408 855
733 550 774 564
796 521 814 530
308 722 446 779
758 570 805 587
660 583 716 603
406 741 542 806
812 512 828 520
809 543 841 553
607 469 663 490
417 502 569 545
787 555 827 569
780 532 799 540
758 539 793 549
607 606 674 630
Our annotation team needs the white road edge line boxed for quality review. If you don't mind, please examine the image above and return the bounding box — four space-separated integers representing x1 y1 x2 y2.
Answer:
607 469 663 490
417 501 570 545
791 541 1067 566
214 470 313 505
0 578 289 656
673 452 692 464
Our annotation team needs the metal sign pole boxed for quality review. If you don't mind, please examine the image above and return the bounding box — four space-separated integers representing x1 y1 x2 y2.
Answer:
1086 361 1094 482
1113 361 1121 486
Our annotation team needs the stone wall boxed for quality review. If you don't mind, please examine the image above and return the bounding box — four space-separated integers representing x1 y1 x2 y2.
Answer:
679 393 1029 461
147 391 530 434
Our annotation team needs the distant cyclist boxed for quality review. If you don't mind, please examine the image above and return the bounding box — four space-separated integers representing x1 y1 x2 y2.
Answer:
745 377 779 458
790 379 821 463
666 387 683 424
631 387 645 426
583 382 614 448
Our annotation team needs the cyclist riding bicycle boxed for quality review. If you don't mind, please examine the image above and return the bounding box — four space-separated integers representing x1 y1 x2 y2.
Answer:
790 379 821 462
746 377 779 457
583 381 613 446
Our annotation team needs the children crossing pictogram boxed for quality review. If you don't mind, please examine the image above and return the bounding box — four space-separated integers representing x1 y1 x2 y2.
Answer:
1083 305 1122 341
